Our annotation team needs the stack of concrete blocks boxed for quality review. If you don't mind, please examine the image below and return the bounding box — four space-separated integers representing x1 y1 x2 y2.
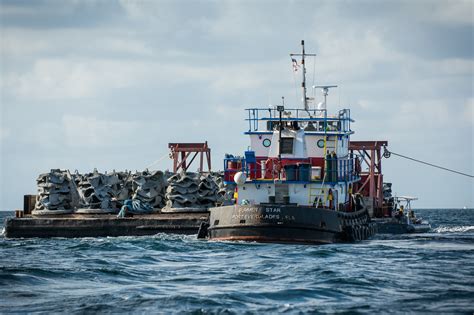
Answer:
197 174 220 207
33 169 74 214
114 171 134 204
212 172 236 206
165 172 200 208
131 170 167 209
165 172 228 210
32 169 230 214
74 170 124 210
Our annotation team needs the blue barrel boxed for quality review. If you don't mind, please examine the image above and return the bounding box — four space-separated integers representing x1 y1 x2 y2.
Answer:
284 164 298 181
244 150 256 163
298 163 311 182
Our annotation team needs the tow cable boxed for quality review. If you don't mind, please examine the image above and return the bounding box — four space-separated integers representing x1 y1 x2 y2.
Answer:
383 146 473 179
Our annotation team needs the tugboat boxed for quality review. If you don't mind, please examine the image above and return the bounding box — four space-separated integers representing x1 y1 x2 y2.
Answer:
375 196 431 234
199 41 377 244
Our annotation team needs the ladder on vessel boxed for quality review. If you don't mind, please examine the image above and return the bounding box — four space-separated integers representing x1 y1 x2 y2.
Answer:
323 135 338 155
308 186 327 206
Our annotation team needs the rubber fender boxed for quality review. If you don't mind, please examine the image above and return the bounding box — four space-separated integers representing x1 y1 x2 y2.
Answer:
351 227 357 242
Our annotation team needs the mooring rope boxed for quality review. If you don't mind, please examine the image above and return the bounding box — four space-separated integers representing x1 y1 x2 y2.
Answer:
145 152 171 170
384 147 474 178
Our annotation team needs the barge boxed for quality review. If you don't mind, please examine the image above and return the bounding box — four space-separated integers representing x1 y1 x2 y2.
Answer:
4 209 208 238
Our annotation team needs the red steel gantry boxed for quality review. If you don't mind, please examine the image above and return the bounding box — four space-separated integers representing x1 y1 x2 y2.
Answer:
168 142 211 173
349 141 388 217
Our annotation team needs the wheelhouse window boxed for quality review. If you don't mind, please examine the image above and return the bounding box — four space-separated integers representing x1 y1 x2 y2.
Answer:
280 137 294 154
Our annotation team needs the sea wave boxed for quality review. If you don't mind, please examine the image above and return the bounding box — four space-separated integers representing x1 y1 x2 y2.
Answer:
433 225 474 233
1 209 473 313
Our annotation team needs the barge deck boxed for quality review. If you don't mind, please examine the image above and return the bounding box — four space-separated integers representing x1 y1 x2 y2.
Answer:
4 212 209 238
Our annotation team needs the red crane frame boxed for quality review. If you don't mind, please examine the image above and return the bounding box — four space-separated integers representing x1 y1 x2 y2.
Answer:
168 142 211 173
349 141 388 217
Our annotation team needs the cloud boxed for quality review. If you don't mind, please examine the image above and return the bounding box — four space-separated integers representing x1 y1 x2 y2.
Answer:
0 0 124 29
426 0 473 26
61 114 141 148
0 29 51 55
1 0 473 209
0 127 10 141
2 55 288 101
3 58 149 100
465 98 474 124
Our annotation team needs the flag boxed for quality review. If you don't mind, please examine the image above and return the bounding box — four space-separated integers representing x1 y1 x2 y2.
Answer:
292 58 300 72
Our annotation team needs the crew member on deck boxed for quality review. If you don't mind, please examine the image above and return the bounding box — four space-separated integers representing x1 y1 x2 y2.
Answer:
395 205 404 219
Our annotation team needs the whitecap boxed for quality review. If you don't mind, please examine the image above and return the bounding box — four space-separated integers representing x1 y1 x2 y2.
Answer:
434 226 474 233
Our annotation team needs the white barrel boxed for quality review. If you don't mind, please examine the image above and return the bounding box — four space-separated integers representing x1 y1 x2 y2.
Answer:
234 171 247 185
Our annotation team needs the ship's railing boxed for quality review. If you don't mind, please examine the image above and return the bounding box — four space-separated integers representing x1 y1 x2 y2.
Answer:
223 153 360 184
244 108 353 133
335 156 358 182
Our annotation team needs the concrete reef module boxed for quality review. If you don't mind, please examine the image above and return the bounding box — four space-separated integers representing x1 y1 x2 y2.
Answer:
33 169 232 214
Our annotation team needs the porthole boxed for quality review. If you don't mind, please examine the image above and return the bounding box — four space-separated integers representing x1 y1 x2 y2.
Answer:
317 139 325 148
263 138 271 147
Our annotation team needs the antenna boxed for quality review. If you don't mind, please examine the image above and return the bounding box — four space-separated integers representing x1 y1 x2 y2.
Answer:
290 40 316 111
313 85 337 110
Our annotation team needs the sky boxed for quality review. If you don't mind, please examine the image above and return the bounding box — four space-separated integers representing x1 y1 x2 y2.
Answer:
0 0 473 209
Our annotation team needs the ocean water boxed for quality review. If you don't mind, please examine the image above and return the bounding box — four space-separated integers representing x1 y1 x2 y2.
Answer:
1 209 473 314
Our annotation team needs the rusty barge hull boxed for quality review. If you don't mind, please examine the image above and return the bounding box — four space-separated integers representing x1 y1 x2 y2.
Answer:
4 212 209 238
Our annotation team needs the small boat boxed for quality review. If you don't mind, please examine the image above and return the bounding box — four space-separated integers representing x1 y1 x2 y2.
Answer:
199 41 377 244
375 196 431 234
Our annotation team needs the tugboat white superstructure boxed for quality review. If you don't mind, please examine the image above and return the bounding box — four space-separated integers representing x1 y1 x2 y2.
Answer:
203 41 377 244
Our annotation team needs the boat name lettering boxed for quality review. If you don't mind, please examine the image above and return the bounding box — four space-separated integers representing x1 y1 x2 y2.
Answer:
231 214 281 220
265 207 281 213
238 207 259 213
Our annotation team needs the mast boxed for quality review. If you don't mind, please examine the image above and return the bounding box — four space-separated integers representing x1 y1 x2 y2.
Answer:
290 40 316 111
